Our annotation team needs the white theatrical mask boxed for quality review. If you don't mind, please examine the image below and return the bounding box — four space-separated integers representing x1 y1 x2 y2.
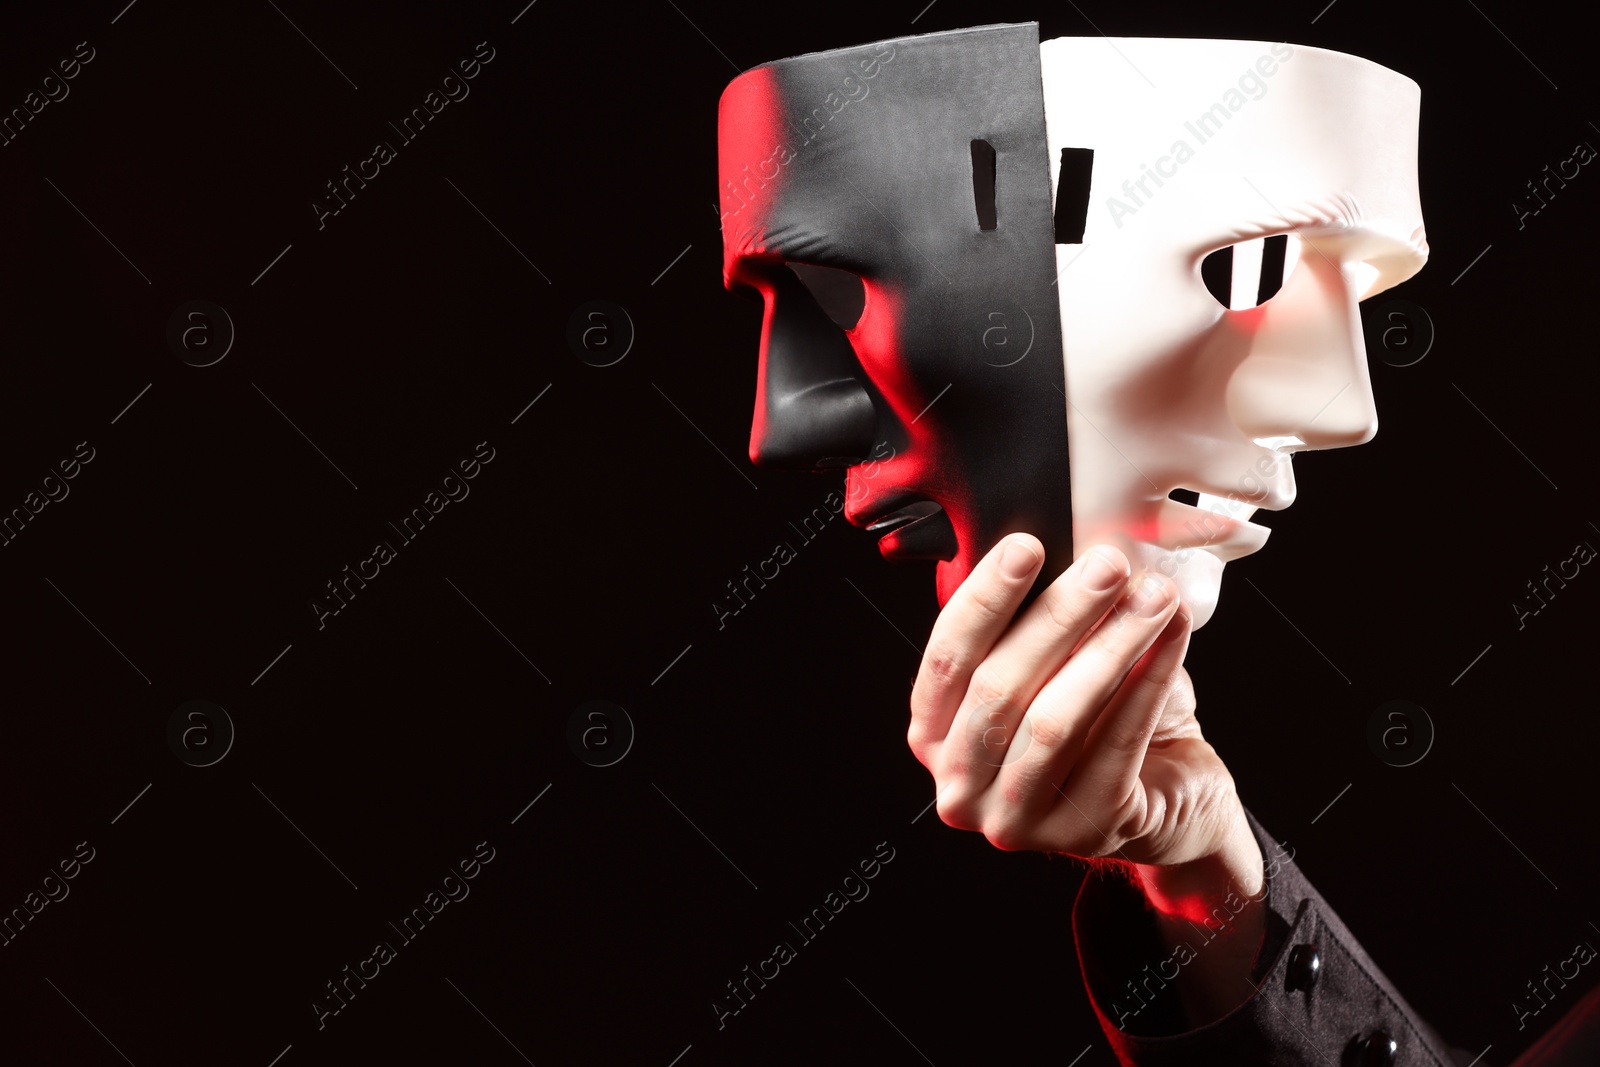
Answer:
1041 37 1429 628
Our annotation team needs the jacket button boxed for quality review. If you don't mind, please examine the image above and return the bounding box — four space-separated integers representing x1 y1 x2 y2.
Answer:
1286 943 1321 991
1351 1031 1398 1066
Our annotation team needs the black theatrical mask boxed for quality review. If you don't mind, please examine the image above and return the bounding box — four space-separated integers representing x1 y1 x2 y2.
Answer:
717 22 1079 606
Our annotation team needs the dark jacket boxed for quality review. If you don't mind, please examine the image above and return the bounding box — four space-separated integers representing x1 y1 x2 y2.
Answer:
1072 808 1481 1066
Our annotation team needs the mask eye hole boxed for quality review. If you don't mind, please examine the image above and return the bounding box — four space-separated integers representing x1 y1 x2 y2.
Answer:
1200 233 1301 310
787 262 866 331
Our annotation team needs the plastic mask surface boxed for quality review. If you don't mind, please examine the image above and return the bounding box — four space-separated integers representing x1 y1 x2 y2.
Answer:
1042 36 1427 626
718 24 1076 608
718 24 1427 624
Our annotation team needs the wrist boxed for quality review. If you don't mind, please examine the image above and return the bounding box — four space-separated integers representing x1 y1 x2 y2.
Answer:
1128 806 1267 1027
1134 806 1264 924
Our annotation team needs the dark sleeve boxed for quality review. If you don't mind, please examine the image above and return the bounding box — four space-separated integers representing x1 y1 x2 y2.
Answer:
1071 807 1478 1066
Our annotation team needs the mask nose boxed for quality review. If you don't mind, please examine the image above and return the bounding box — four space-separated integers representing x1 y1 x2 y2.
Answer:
1224 246 1379 451
748 266 877 468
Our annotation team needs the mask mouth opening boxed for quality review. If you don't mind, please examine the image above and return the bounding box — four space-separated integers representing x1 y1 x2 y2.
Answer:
1154 492 1273 561
1167 488 1200 508
867 499 943 533
1168 487 1264 528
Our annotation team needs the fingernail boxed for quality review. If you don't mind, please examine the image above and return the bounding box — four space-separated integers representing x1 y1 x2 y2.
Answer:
1135 575 1175 617
999 540 1039 580
1081 549 1127 593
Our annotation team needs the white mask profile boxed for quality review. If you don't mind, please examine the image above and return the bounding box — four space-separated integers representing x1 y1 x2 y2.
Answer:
1041 36 1428 627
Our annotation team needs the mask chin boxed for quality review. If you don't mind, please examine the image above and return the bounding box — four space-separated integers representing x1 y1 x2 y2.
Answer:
1126 541 1222 630
1181 565 1221 630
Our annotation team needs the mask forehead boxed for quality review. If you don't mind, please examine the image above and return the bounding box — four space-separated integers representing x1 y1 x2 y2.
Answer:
1042 37 1426 264
718 23 1064 295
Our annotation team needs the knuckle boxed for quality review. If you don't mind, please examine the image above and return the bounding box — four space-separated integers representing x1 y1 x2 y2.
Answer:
964 665 1014 713
935 789 978 832
1026 710 1071 750
1102 716 1148 759
984 829 1021 852
1108 686 1163 749
1087 609 1148 657
917 641 966 698
1000 777 1028 808
905 723 931 765
1104 603 1147 640
1039 585 1090 634
1125 576 1173 620
983 817 1030 852
965 579 1011 622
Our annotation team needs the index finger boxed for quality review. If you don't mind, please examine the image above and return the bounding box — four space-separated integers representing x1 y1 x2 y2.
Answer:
907 535 1045 761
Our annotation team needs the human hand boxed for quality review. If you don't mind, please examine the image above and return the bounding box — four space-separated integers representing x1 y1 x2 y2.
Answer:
908 534 1265 1020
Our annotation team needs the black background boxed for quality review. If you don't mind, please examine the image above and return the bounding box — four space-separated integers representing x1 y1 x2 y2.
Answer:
0 1 1594 1064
